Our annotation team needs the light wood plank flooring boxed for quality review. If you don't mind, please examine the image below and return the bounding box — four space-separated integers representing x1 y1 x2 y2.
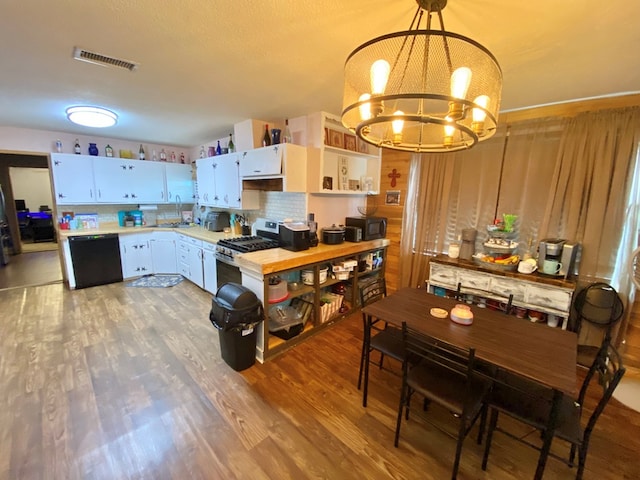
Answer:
1 280 639 479
0 249 62 290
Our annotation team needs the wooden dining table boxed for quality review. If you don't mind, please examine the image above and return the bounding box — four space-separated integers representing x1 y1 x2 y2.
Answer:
362 287 578 480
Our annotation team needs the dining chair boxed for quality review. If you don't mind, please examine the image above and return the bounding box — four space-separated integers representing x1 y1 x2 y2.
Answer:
394 322 492 480
357 277 404 407
481 338 626 480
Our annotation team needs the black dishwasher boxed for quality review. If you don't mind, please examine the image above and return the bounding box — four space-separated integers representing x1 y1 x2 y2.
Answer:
69 234 123 289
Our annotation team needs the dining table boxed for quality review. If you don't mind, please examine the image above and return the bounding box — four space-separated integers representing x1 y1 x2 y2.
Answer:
362 287 578 480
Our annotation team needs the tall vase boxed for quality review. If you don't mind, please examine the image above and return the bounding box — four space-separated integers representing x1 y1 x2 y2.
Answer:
88 143 99 156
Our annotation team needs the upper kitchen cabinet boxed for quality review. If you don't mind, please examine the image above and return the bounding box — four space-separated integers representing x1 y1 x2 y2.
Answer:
165 163 195 204
50 153 97 204
239 143 307 192
291 111 381 195
196 154 259 210
93 157 165 203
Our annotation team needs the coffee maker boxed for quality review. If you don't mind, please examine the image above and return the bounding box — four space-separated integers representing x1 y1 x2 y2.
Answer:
459 228 477 260
537 238 581 279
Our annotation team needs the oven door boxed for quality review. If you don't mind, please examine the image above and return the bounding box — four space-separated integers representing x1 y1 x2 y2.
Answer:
216 254 242 288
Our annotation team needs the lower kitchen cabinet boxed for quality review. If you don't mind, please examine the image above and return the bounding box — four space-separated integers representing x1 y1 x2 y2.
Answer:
178 234 204 288
120 233 153 279
202 241 217 294
150 232 177 274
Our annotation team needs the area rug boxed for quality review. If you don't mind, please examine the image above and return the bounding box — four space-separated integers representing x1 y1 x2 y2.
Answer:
126 274 184 288
613 377 640 413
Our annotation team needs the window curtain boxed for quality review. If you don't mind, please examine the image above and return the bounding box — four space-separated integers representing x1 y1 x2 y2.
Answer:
399 120 560 288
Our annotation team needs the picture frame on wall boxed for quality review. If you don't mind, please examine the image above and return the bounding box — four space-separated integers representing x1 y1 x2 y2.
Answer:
357 137 369 154
327 129 344 148
344 133 357 151
385 190 401 205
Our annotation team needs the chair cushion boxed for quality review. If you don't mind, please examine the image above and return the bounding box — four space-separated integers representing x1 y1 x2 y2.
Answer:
370 329 404 361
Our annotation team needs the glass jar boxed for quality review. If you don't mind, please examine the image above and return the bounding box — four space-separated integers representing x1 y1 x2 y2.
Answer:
448 243 460 259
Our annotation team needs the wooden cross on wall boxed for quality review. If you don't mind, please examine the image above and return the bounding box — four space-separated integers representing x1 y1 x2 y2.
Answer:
388 168 401 187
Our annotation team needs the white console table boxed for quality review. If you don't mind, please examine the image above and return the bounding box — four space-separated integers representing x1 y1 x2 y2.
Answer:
427 255 577 330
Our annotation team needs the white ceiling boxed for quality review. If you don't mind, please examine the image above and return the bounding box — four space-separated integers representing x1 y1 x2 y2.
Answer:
1 0 639 148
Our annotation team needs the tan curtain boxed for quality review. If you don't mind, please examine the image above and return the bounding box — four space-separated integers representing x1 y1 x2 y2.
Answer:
539 108 640 282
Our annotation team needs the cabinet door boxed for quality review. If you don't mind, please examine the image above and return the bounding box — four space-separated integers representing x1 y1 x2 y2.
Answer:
93 157 136 202
150 238 177 274
239 146 282 177
195 158 216 206
50 154 96 204
129 160 165 203
203 247 217 294
214 154 241 208
165 163 194 203
120 235 153 278
188 246 204 288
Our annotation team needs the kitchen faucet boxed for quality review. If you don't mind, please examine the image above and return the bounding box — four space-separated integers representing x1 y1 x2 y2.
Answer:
175 194 182 222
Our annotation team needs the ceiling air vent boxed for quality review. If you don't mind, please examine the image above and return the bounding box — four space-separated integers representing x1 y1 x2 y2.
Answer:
73 47 138 72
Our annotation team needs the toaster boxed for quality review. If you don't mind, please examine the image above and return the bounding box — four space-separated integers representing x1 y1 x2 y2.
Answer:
345 226 362 242
205 211 230 232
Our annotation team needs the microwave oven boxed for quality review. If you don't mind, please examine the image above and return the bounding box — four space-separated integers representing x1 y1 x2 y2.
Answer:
345 216 387 240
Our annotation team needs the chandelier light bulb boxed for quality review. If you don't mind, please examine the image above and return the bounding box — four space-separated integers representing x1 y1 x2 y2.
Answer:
472 95 489 122
370 59 391 95
444 121 456 147
450 67 472 99
359 93 372 121
392 110 404 145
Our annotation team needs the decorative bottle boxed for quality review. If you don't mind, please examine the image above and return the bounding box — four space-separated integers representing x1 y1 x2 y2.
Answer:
283 119 292 144
105 144 114 157
262 124 271 147
74 139 81 154
88 143 99 156
55 139 63 153
228 134 235 153
160 148 167 161
216 140 222 156
152 149 157 161
199 146 206 158
170 151 176 162
139 144 145 160
180 152 185 164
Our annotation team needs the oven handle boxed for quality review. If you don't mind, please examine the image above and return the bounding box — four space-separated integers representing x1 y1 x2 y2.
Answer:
215 253 238 267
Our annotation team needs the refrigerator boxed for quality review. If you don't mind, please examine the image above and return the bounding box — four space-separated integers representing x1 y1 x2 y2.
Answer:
0 183 11 265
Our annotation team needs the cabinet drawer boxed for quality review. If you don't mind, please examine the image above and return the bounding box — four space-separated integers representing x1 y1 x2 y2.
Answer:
177 234 202 247
525 284 573 313
489 277 526 302
457 270 490 291
429 263 458 288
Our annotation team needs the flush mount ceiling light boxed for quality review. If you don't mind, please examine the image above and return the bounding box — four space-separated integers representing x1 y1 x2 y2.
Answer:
341 0 502 153
66 106 118 128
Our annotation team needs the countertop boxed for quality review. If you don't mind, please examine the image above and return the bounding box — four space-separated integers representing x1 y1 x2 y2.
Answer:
235 238 391 276
57 222 228 244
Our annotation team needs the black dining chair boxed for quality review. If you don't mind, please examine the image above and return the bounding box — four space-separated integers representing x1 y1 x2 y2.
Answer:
481 338 626 480
394 322 492 480
357 277 404 407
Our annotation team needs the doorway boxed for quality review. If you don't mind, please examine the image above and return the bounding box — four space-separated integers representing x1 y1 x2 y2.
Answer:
0 152 62 289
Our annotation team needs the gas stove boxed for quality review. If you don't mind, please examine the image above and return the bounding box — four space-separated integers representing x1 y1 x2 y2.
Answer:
215 218 282 263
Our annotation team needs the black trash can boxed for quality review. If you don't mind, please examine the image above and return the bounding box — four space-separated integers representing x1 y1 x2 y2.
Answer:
210 283 263 371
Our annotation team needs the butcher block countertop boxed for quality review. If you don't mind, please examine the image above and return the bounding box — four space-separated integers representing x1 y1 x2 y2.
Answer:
57 222 228 244
235 238 391 276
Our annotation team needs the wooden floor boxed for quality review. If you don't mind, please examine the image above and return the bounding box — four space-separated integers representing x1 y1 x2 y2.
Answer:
0 249 62 290
1 281 639 479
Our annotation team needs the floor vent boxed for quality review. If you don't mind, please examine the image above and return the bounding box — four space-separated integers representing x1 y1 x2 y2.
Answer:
73 47 138 72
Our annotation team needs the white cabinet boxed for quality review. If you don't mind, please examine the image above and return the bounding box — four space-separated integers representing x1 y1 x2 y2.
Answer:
93 157 165 203
165 163 195 203
120 233 153 279
150 232 177 274
291 111 381 194
239 144 307 192
203 241 218 294
50 153 96 204
195 155 259 209
178 234 204 288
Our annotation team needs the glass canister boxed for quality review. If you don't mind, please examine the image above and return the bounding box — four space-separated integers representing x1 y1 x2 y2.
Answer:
448 242 460 259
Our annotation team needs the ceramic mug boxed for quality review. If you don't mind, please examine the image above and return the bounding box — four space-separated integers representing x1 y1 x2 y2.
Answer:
542 259 562 275
518 261 538 274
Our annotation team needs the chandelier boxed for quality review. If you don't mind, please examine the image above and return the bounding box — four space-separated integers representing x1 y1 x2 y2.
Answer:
341 0 502 153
